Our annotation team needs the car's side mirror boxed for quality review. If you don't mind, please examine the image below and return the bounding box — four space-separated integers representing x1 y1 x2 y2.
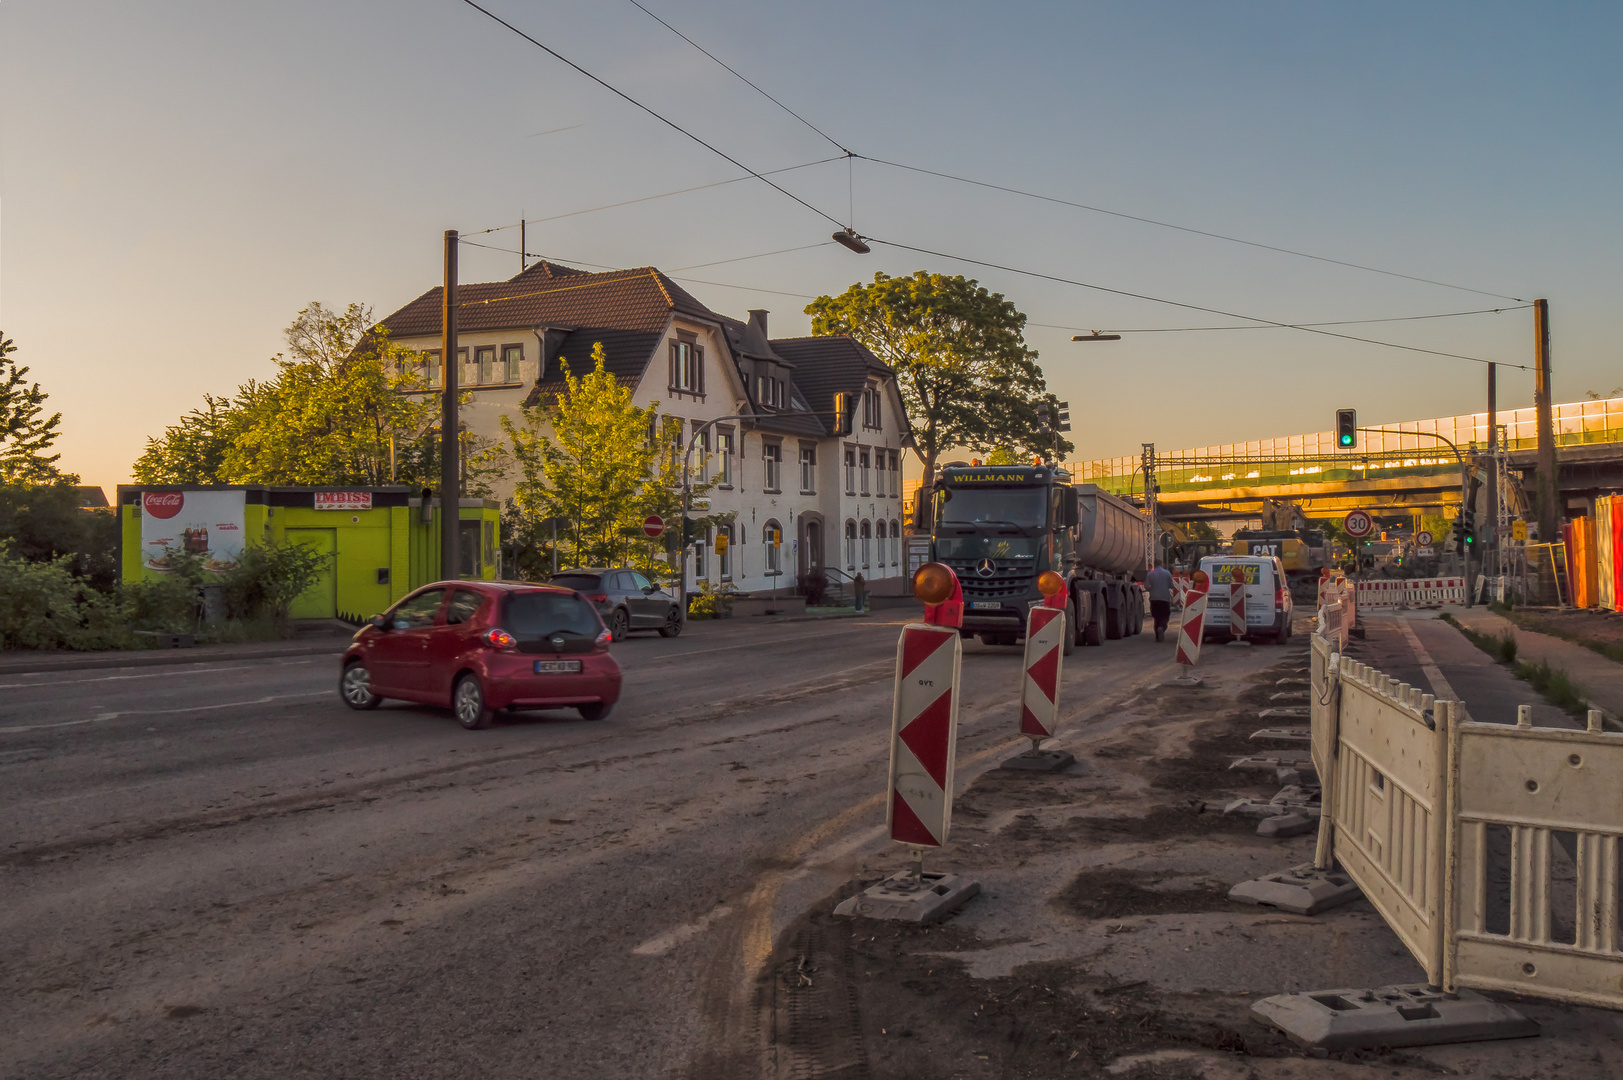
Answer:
643 585 657 594
369 614 389 630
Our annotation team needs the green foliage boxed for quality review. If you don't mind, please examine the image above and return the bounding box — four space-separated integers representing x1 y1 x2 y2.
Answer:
0 482 120 589
1514 658 1589 717
0 332 68 485
797 570 829 606
805 271 1063 478
502 346 713 585
220 541 334 624
984 446 1022 466
0 543 131 650
686 579 738 619
134 302 452 488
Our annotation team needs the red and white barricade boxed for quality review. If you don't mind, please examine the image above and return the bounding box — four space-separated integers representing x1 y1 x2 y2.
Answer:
1176 585 1209 667
1229 580 1247 640
886 623 963 847
1019 606 1066 740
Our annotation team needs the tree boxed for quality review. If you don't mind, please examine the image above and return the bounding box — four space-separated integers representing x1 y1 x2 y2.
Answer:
134 303 450 488
0 332 69 484
501 345 709 582
805 272 1066 489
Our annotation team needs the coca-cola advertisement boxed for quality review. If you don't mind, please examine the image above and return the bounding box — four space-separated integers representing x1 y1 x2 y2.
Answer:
141 490 246 572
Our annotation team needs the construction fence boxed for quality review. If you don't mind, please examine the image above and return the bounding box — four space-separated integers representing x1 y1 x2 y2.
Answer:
1309 629 1623 1008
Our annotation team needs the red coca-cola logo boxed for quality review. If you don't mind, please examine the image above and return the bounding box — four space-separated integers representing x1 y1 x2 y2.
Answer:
143 491 184 519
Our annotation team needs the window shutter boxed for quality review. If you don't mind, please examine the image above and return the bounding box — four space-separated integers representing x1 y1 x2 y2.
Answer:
696 346 704 393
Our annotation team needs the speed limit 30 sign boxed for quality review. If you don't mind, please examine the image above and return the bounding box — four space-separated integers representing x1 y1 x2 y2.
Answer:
1343 510 1374 539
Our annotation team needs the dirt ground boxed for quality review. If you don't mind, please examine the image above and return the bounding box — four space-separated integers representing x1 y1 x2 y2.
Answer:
1504 606 1623 656
756 632 1623 1079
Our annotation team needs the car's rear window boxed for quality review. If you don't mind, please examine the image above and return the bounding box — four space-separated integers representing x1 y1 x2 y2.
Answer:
504 591 601 639
548 574 601 591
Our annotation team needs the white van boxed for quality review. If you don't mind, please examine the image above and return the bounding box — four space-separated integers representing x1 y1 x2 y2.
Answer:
1195 555 1294 643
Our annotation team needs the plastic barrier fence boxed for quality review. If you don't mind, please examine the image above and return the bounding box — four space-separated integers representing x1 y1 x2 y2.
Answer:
1352 578 1466 609
1308 634 1623 1009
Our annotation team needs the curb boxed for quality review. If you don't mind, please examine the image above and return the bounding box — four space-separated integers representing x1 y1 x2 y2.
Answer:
0 639 352 676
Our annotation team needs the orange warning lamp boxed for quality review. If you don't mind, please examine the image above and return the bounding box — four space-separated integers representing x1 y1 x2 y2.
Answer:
1036 571 1064 597
1191 570 1209 590
913 562 957 605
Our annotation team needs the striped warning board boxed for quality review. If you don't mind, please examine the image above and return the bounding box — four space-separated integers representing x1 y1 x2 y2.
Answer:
1019 605 1066 738
1230 581 1247 639
1176 586 1209 667
887 624 963 847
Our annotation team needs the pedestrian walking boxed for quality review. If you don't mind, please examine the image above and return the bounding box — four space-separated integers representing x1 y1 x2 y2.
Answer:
1146 560 1174 642
853 572 868 614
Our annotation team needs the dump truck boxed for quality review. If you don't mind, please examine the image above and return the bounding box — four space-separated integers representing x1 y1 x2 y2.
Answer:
922 463 1148 652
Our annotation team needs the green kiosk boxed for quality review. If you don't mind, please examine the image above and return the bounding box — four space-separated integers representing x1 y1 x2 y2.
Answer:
117 486 500 622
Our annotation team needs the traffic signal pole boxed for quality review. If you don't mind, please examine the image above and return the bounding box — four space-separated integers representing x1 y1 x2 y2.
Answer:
440 229 460 581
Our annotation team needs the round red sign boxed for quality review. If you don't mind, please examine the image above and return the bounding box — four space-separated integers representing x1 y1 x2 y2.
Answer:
143 491 184 520
642 515 665 538
1343 509 1373 538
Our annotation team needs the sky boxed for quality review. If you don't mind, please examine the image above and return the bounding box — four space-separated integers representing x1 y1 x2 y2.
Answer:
3 0 1621 493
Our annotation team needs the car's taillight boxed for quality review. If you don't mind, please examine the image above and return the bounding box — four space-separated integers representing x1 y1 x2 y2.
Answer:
594 629 612 652
485 628 516 649
1274 587 1285 610
586 593 608 603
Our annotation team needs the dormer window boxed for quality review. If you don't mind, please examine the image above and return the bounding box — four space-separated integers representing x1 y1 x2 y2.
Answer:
755 372 786 409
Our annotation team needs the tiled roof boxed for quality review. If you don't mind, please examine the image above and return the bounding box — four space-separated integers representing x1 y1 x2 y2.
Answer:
768 335 893 419
523 327 665 408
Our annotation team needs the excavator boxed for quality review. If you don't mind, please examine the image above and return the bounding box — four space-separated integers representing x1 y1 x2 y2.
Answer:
1231 499 1330 600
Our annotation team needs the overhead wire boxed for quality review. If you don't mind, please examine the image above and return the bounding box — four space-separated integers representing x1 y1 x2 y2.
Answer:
1028 304 1533 335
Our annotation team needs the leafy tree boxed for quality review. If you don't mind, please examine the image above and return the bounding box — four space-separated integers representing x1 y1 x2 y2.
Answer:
0 332 68 484
805 272 1066 490
501 345 709 582
132 393 241 484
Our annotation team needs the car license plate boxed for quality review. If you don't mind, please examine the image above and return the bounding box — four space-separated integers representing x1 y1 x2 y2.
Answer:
534 660 583 674
969 602 1001 610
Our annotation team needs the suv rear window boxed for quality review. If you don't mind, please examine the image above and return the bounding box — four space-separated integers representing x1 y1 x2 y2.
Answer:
548 574 601 591
504 591 602 639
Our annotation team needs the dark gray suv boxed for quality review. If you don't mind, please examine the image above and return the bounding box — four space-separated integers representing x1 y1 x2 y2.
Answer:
548 567 683 641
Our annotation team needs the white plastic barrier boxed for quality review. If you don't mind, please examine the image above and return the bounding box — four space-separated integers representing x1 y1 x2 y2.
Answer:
1353 578 1466 610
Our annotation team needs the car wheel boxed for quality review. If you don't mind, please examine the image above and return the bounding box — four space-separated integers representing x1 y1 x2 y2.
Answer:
453 673 494 730
658 607 683 638
577 702 614 721
610 607 630 641
339 660 382 710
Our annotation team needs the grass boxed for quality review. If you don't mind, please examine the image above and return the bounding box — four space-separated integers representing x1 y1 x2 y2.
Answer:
1491 605 1623 665
1439 611 1592 718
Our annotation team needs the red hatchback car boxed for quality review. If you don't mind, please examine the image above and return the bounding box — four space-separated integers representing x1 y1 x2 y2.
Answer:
339 580 622 729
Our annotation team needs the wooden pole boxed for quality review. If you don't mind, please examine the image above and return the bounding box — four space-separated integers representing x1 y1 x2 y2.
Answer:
1533 299 1558 544
441 230 460 581
1486 363 1498 572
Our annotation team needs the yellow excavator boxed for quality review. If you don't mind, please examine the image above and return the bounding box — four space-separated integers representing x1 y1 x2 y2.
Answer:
1231 499 1330 599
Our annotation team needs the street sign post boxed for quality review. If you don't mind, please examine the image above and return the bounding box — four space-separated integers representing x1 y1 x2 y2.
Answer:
1343 509 1374 539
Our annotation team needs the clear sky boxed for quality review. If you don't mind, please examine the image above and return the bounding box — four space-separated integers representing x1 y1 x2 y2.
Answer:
3 1 1619 492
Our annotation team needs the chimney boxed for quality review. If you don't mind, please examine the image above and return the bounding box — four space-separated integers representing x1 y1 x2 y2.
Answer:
741 309 772 356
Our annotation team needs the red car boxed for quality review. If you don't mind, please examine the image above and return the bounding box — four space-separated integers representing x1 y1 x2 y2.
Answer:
339 580 622 729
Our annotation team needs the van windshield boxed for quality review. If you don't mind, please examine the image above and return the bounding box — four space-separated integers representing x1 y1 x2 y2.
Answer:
504 592 601 639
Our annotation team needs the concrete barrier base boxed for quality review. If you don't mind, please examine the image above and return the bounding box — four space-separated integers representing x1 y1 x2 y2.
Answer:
1258 706 1310 720
833 871 980 924
1228 862 1360 915
999 748 1075 772
1164 673 1204 687
1257 811 1317 838
1250 726 1311 743
1251 984 1539 1051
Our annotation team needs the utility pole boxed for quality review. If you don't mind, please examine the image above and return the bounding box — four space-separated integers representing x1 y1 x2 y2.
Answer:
1141 443 1157 573
519 216 526 273
1486 363 1498 575
440 229 460 581
1533 298 1558 544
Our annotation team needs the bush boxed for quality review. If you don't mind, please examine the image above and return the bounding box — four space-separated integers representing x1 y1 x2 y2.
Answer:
0 543 132 650
220 541 332 625
798 570 828 606
687 580 737 620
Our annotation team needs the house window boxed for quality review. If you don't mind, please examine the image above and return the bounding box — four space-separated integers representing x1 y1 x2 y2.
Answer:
717 431 733 487
502 344 523 382
764 520 783 576
670 339 703 393
422 350 442 388
873 521 886 574
844 448 856 495
888 451 900 497
694 529 708 580
891 520 902 566
864 386 882 430
799 445 816 493
845 520 858 570
457 347 468 382
474 346 496 384
763 442 782 492
860 520 872 569
859 449 871 496
695 427 710 484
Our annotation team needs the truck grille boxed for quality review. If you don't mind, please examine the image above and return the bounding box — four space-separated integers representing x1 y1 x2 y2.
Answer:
942 560 1035 599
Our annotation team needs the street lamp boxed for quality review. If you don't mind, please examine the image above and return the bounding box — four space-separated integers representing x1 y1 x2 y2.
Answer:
1071 332 1122 341
832 229 871 254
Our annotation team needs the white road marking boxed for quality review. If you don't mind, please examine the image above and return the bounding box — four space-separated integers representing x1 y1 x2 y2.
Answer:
0 692 329 735
1397 618 1469 719
0 659 316 690
632 903 734 956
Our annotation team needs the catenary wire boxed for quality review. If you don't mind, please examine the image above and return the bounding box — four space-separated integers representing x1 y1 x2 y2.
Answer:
1027 304 1533 335
456 0 844 230
623 0 849 155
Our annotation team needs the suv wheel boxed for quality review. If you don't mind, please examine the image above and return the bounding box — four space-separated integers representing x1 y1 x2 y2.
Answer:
340 660 382 710
610 608 630 641
453 673 494 730
658 607 683 638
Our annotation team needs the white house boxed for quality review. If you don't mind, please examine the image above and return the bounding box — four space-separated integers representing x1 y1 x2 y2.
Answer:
376 260 913 598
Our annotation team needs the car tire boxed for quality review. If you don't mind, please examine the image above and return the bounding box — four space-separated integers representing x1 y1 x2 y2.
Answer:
610 607 630 641
658 607 683 638
577 702 613 721
453 673 495 730
339 660 382 710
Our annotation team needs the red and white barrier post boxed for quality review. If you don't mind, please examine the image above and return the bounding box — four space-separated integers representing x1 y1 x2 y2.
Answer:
1005 571 1074 772
1171 570 1210 685
836 562 981 922
1229 569 1249 644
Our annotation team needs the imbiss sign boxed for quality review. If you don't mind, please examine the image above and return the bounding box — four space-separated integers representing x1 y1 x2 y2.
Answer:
314 492 372 511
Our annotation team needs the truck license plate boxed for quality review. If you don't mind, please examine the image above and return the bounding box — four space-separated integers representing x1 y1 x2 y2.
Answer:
969 602 1002 610
534 660 583 674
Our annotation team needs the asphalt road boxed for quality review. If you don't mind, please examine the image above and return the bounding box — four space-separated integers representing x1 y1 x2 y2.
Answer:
0 612 1184 1079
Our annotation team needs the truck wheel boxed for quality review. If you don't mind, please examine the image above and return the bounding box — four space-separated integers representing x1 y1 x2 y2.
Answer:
1062 598 1077 656
1105 601 1123 640
1083 598 1104 646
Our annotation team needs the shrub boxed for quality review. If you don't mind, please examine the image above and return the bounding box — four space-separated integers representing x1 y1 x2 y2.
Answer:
219 541 332 625
687 580 737 620
798 570 829 606
0 543 132 650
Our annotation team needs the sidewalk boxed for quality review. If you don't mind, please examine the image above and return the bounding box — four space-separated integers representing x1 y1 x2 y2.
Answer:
0 636 350 676
1447 605 1623 724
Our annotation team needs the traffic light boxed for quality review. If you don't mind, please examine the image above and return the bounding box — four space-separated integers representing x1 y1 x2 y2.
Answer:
1462 507 1476 547
1451 514 1466 549
1056 400 1071 433
1036 401 1051 431
1336 409 1357 449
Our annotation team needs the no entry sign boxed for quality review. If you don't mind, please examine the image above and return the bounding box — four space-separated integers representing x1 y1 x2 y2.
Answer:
642 515 665 538
1343 509 1374 539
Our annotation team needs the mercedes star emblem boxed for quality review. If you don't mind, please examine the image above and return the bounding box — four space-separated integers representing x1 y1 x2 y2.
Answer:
976 558 997 578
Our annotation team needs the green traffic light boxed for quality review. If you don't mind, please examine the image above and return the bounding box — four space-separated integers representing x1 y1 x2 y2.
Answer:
1339 434 1353 446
